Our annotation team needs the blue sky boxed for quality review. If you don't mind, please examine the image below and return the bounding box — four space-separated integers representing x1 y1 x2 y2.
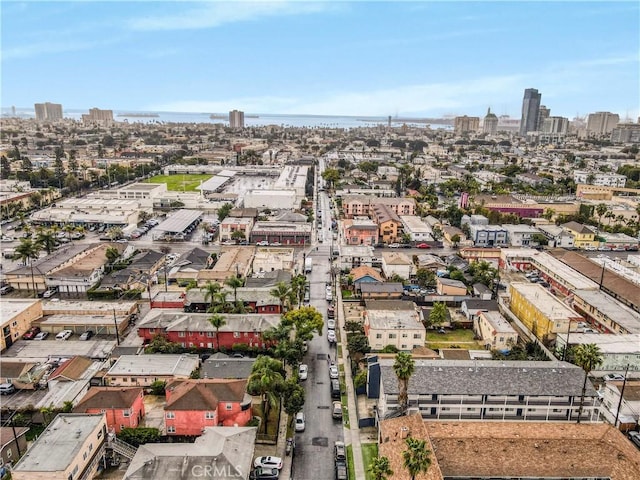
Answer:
2 1 639 118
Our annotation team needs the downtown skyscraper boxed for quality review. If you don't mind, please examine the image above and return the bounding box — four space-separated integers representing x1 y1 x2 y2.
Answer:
519 88 542 136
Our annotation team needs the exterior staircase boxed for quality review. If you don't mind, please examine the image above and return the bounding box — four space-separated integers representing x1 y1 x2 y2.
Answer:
108 436 138 460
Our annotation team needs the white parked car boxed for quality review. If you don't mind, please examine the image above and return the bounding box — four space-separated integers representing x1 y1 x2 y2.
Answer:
327 330 337 343
254 456 283 470
56 330 73 341
327 319 336 330
329 365 339 379
299 364 308 381
294 412 305 432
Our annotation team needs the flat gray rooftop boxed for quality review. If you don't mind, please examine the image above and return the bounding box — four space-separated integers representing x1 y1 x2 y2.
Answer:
155 209 203 234
12 414 104 473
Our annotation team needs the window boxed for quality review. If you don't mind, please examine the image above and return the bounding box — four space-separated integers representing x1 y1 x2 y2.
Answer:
83 452 87 460
413 333 421 339
376 334 382 339
226 404 233 410
166 412 175 419
149 328 155 333
388 333 396 339
167 426 176 433
122 378 128 382
401 344 407 349
402 333 407 338
6 450 11 459
123 409 130 417
178 332 185 337
233 332 240 338
205 412 215 419
207 332 214 337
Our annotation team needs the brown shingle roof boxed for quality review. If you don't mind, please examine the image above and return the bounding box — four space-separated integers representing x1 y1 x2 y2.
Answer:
165 379 247 411
427 421 640 480
349 266 383 283
74 387 143 411
48 356 94 381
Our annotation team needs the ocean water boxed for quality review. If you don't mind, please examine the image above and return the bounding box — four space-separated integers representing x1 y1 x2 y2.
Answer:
2 108 448 129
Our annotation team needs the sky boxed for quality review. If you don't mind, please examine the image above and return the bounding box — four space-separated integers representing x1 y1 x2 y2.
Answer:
1 1 639 119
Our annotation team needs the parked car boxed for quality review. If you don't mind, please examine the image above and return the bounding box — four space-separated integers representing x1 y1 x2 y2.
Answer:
388 243 400 248
327 330 337 343
416 243 431 249
332 401 343 420
603 373 625 382
329 365 339 379
327 319 336 330
0 285 15 295
249 467 279 480
79 330 94 341
34 331 49 340
0 383 16 395
629 431 640 450
23 326 41 340
299 364 308 381
334 441 346 463
295 412 305 432
42 288 58 298
56 330 73 341
254 456 283 470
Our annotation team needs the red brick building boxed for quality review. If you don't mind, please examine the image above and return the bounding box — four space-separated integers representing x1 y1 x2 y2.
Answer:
137 310 280 349
164 379 252 436
73 387 145 433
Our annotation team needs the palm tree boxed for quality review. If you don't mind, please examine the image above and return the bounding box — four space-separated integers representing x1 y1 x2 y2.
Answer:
224 275 244 303
270 281 292 313
203 281 222 311
574 343 604 423
393 352 415 413
35 228 57 255
290 274 307 308
402 437 432 480
369 456 394 480
210 290 230 313
13 238 41 296
247 356 284 434
208 314 227 351
595 203 608 230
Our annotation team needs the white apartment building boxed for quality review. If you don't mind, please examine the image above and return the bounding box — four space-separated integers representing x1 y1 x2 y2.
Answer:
573 170 627 187
399 216 433 242
475 311 518 351
503 224 542 247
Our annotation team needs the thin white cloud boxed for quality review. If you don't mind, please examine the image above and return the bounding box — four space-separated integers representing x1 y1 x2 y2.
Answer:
3 36 124 60
127 1 333 31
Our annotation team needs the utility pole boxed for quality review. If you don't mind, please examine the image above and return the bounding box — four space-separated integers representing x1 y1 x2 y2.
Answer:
113 309 120 346
613 364 630 430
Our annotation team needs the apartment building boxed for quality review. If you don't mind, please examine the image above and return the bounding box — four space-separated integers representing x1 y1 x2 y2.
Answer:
342 217 379 246
475 311 518 351
371 203 401 244
586 112 620 136
0 300 42 352
219 217 254 242
82 107 114 125
34 102 63 121
364 306 425 351
561 221 597 249
341 195 416 218
399 215 433 242
574 170 627 187
454 116 480 135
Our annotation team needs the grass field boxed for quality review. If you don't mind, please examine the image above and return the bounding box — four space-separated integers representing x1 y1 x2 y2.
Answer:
346 445 356 480
145 174 212 192
426 328 482 350
361 443 378 480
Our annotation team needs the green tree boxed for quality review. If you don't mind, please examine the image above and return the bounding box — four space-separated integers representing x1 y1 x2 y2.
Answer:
369 456 394 480
203 281 222 311
281 306 324 341
347 333 371 362
118 427 161 447
595 203 608 230
321 168 340 189
450 234 461 248
150 380 167 395
402 437 432 480
290 274 307 308
217 202 233 222
35 228 57 255
247 356 285 434
359 161 378 182
415 268 436 288
107 226 123 240
105 245 121 264
230 229 246 241
208 314 227 351
393 352 415 412
574 343 604 423
40 404 56 426
344 320 364 334
0 155 11 179
281 378 305 418
13 238 41 296
224 275 244 303
425 302 448 329
271 281 292 313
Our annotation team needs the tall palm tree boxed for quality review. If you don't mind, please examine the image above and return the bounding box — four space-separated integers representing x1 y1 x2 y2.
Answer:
210 290 230 313
595 203 608 230
290 274 307 308
393 352 415 413
270 281 292 313
369 456 394 480
35 228 57 255
208 314 227 351
574 343 604 423
247 356 284 434
402 437 432 480
203 281 222 311
13 238 41 296
224 275 244 303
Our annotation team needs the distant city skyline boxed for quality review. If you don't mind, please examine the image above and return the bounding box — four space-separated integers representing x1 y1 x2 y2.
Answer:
1 1 638 119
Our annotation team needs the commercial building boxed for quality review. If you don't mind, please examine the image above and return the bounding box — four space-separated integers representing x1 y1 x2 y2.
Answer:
91 182 167 208
453 115 480 135
30 198 143 228
229 109 245 129
509 282 583 342
34 102 63 121
541 116 569 134
587 111 620 136
537 105 551 130
611 123 640 143
519 88 542 136
371 359 600 422
81 107 114 125
152 209 203 242
249 221 311 246
475 310 518 351
273 165 309 200
244 188 298 209
11 413 107 480
482 107 498 134
0 300 42 352
219 216 254 242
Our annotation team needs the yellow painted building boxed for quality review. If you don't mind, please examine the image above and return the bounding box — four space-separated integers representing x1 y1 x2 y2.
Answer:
509 283 583 342
1 299 43 351
561 221 597 249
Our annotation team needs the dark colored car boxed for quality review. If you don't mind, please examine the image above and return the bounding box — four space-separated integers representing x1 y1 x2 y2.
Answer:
23 326 41 340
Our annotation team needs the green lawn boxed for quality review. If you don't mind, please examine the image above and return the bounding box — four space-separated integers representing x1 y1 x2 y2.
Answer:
346 445 356 480
145 174 212 192
361 443 378 480
426 328 482 350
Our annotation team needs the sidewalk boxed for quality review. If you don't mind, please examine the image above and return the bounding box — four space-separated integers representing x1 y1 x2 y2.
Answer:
337 287 365 480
